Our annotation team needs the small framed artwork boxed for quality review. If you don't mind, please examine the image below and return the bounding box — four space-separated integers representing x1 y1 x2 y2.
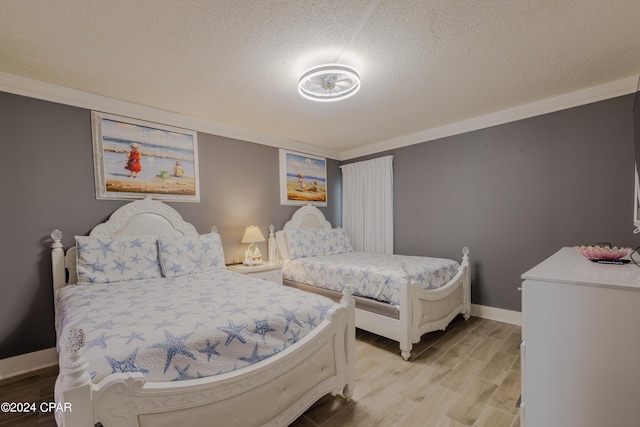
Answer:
279 149 327 206
91 111 200 202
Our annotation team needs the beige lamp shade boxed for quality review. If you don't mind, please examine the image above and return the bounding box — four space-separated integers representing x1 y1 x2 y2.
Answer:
241 226 266 244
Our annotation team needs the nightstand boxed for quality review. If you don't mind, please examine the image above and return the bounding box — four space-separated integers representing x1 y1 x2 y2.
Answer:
226 262 283 285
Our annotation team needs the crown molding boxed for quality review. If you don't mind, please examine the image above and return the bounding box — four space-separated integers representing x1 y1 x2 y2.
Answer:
1 71 636 162
0 72 340 160
338 75 639 160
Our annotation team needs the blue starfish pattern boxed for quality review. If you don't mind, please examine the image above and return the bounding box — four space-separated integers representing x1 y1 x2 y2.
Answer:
76 241 90 254
72 314 97 325
105 348 149 374
145 256 160 270
254 305 268 313
172 363 194 381
112 260 132 275
121 331 145 345
238 343 271 364
252 317 276 343
168 263 183 276
95 239 117 258
288 329 301 344
154 319 178 329
185 240 197 253
279 307 303 334
85 332 117 350
150 330 197 373
173 310 190 319
312 302 334 319
86 259 106 274
198 339 220 362
130 238 144 248
305 314 317 328
217 320 247 345
229 307 248 315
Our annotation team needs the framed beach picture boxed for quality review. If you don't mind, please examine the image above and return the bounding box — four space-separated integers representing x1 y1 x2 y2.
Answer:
91 112 200 202
279 149 327 206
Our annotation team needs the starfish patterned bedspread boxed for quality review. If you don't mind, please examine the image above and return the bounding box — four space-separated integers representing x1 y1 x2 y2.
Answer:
282 252 460 306
56 269 338 383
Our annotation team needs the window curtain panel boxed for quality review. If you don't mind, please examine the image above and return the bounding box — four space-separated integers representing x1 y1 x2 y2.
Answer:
341 155 393 254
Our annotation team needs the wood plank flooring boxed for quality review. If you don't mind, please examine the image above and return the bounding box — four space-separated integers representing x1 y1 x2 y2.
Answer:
0 316 520 427
291 316 521 426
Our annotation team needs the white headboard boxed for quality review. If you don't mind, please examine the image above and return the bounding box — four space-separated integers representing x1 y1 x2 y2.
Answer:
51 198 204 292
274 204 333 260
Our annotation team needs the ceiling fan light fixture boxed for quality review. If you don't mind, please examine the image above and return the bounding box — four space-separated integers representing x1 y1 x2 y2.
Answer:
298 64 361 102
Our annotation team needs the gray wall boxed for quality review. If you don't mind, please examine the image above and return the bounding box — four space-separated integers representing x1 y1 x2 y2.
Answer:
0 91 341 359
3 89 638 359
349 94 640 311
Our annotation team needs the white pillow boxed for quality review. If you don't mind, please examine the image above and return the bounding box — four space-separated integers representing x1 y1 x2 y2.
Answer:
285 229 326 259
324 228 354 255
75 235 162 284
158 232 226 277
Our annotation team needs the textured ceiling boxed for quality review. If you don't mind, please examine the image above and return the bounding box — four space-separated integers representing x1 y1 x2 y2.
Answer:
1 0 640 157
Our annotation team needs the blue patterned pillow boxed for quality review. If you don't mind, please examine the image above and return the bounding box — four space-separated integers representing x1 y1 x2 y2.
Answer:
75 235 162 284
286 229 327 259
324 228 354 255
158 232 226 277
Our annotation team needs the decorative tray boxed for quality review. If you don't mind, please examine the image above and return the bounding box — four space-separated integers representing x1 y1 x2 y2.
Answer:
575 245 631 263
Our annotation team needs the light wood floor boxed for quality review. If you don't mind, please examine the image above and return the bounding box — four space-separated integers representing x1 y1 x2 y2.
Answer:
0 316 520 427
292 316 521 426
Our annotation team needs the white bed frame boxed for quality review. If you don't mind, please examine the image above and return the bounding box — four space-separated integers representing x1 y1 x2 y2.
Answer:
51 198 355 427
271 204 470 361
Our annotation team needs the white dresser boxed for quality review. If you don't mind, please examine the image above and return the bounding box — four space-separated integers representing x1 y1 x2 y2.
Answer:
520 247 640 427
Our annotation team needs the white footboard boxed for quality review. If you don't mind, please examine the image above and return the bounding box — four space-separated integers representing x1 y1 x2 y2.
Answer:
56 288 355 427
400 246 471 360
355 247 471 360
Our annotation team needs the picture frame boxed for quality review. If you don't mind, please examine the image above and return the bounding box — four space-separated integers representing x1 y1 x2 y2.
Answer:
279 149 327 206
91 111 200 202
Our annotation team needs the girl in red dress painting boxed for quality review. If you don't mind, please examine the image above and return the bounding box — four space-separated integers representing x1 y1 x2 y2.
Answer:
125 143 141 178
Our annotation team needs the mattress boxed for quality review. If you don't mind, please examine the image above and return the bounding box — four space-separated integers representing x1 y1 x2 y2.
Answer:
282 252 460 306
56 269 337 383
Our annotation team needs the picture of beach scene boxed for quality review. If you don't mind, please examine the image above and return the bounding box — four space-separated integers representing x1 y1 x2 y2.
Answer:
280 149 327 206
92 112 199 202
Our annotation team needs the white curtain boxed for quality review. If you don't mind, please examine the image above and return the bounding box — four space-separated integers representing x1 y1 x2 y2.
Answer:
341 155 393 253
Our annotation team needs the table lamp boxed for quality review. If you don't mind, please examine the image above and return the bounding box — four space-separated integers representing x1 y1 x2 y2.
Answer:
241 226 266 266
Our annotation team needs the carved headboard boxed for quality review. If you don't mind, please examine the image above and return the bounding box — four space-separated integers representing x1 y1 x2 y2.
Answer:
51 198 203 293
274 204 333 260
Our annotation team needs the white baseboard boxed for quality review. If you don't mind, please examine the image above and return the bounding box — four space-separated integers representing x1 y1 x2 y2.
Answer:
471 304 522 326
0 347 58 380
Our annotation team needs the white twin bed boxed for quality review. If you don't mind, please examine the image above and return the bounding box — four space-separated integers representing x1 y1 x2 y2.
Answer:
270 204 471 360
51 198 355 427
